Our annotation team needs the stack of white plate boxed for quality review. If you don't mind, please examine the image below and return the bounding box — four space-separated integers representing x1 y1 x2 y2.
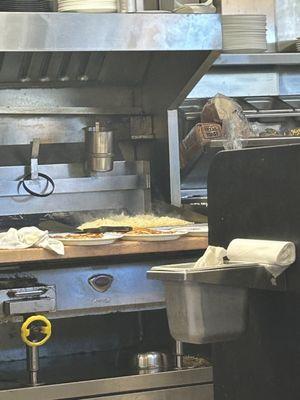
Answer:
58 0 117 13
222 14 267 53
296 38 300 52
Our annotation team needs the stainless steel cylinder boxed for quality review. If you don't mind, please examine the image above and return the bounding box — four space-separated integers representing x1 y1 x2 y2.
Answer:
175 340 183 369
26 346 39 386
85 122 114 173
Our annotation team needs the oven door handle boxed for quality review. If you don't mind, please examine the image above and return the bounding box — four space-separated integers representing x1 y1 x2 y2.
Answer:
8 288 47 298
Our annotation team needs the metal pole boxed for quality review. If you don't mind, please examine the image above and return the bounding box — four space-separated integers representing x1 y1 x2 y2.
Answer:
26 346 39 386
175 340 183 369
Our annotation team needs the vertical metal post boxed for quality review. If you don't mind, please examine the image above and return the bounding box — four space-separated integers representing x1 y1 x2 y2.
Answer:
175 340 183 369
26 346 39 386
167 109 181 207
30 138 40 180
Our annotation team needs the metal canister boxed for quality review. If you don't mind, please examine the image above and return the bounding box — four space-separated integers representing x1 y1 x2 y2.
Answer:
131 352 172 374
85 122 114 173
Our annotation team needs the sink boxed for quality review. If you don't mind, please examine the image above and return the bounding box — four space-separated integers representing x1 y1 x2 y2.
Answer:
148 262 285 344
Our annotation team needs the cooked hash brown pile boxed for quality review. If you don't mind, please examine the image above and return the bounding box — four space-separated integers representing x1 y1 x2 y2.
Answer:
79 214 189 230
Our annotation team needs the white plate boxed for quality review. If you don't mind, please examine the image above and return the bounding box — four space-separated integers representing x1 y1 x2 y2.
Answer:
58 3 116 6
184 227 208 237
222 15 266 19
52 232 123 246
224 49 266 54
58 0 117 12
122 232 186 242
59 9 117 12
156 224 208 237
58 0 116 4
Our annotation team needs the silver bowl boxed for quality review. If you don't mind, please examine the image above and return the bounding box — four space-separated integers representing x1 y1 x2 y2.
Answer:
132 352 172 372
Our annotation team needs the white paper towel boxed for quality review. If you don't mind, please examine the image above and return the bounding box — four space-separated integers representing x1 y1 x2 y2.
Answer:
227 238 296 277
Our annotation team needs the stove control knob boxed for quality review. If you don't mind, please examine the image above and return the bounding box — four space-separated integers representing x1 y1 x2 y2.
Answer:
88 274 113 292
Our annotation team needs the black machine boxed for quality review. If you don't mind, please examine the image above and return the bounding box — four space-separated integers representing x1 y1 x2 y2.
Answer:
208 144 300 400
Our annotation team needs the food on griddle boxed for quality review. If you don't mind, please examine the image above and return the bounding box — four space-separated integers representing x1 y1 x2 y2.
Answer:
183 356 210 369
286 127 300 136
259 128 280 137
53 233 104 240
127 227 175 235
78 214 190 230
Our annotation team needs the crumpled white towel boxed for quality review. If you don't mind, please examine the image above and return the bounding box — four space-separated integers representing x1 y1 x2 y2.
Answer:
227 238 296 278
0 227 64 255
194 246 227 269
150 246 227 273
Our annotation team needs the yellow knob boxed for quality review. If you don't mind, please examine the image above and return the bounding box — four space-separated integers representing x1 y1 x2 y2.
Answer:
21 315 52 347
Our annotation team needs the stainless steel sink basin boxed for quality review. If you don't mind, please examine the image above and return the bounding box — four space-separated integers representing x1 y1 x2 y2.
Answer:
148 262 285 344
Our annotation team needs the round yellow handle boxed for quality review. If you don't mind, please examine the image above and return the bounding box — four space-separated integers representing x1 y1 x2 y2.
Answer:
21 315 52 347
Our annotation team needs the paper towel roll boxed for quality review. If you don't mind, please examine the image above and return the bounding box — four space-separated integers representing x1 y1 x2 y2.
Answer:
227 239 296 266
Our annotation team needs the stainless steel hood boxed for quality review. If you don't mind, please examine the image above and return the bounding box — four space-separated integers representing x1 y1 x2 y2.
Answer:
0 13 221 52
0 13 222 90
0 12 222 215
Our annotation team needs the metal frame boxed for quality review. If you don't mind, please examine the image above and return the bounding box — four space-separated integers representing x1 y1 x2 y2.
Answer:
167 51 221 206
214 53 300 66
0 161 151 215
0 367 213 400
168 48 300 205
0 106 142 115
148 263 286 291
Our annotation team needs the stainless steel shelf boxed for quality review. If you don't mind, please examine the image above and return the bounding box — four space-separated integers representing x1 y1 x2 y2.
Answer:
245 112 300 118
181 96 300 121
0 106 142 115
214 53 300 66
209 137 300 148
183 111 300 120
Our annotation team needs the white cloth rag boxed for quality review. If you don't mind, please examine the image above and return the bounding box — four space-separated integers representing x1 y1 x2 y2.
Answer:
0 227 64 255
227 238 296 278
194 246 227 269
150 246 227 273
